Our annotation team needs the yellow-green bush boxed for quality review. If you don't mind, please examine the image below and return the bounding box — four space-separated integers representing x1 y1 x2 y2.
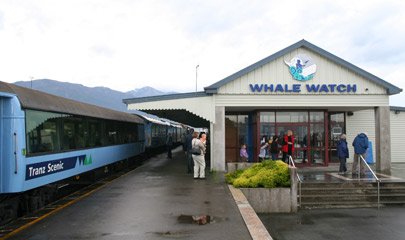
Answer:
225 160 290 188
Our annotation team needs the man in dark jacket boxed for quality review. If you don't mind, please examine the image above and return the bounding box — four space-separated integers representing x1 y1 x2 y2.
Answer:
352 132 369 175
186 128 194 173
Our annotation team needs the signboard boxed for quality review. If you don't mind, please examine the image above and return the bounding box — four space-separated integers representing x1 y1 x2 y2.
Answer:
248 54 357 94
25 155 89 180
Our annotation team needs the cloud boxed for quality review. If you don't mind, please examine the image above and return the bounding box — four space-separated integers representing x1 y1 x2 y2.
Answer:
0 0 404 106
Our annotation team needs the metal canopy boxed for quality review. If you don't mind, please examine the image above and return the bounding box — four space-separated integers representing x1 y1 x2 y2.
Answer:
142 109 210 128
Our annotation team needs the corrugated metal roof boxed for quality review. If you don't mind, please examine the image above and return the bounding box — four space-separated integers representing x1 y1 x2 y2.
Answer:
0 81 144 124
390 106 405 112
123 91 208 104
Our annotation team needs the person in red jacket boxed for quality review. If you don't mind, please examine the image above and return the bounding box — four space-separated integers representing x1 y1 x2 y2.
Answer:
282 130 295 163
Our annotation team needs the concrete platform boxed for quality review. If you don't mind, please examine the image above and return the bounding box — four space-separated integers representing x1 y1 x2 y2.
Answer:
260 163 405 240
7 148 252 240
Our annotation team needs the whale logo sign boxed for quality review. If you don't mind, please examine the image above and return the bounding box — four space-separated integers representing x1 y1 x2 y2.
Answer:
284 54 317 81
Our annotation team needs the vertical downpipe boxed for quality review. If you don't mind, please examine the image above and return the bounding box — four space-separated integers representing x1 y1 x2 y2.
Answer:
14 132 17 174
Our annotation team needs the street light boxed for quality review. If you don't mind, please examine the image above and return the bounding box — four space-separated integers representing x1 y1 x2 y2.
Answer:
195 65 199 92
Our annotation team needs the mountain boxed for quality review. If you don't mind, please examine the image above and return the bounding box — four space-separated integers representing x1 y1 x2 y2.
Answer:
127 86 176 98
14 79 176 112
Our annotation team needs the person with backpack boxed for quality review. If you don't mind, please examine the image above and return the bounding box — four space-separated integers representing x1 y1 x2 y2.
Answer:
352 132 369 176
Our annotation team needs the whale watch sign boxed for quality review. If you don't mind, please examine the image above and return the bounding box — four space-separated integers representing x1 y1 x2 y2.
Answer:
249 54 357 93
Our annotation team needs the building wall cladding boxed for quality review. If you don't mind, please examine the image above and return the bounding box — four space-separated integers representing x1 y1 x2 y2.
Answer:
390 111 405 163
218 47 386 95
346 109 376 163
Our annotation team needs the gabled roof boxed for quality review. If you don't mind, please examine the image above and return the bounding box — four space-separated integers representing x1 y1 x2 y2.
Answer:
204 39 402 95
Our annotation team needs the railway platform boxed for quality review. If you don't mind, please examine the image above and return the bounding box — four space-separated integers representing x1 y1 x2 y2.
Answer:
5 147 253 240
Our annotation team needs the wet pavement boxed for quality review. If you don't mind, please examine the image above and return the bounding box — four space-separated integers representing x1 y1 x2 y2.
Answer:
259 207 405 240
7 148 251 240
259 163 405 240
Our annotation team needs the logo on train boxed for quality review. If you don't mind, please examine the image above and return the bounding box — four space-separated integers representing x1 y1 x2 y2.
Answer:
25 154 91 180
284 54 317 81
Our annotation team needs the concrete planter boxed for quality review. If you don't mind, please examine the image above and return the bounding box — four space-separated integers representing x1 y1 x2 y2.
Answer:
240 187 293 213
230 166 298 213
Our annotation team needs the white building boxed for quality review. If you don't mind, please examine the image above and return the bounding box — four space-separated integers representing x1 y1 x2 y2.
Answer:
124 40 403 173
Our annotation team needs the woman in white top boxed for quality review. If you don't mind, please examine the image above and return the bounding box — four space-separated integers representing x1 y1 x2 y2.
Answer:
192 132 207 179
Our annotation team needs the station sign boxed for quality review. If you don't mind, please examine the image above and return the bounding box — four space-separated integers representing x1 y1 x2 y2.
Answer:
249 54 357 93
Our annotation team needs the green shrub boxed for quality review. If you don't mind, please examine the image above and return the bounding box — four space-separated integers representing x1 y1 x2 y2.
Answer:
227 160 290 188
225 169 244 184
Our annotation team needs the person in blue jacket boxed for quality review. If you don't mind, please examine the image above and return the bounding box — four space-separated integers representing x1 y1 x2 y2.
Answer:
352 132 369 175
337 134 349 174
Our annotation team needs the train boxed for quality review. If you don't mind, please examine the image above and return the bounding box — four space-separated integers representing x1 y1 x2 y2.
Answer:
0 81 187 223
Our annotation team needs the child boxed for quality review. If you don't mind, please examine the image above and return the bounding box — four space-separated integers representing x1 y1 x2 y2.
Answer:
240 144 249 162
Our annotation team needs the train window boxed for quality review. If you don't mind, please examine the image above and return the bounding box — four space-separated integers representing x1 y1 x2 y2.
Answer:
106 120 117 145
88 119 102 147
62 116 86 150
25 109 140 156
26 110 64 154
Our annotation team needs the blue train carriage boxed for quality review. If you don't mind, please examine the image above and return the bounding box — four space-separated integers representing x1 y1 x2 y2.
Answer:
0 81 145 193
162 118 185 145
135 112 169 151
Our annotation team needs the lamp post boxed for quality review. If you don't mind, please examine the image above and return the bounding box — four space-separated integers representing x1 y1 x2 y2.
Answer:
30 76 34 88
195 65 199 92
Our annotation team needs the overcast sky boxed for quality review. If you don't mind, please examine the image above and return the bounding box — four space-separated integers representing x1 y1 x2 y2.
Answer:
1 0 404 106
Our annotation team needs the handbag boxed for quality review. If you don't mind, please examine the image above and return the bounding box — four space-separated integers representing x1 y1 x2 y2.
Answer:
191 140 201 155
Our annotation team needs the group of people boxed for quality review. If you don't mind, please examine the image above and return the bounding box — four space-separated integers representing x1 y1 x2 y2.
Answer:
183 128 207 179
239 129 370 176
241 130 295 163
337 132 369 175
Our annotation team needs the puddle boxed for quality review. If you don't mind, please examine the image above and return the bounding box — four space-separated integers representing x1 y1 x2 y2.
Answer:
177 214 211 225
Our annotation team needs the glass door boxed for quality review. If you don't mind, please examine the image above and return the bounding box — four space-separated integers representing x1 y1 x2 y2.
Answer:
329 113 346 163
277 125 308 164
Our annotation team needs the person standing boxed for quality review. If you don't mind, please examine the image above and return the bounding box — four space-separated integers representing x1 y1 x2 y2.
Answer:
337 134 349 174
352 132 369 176
282 130 295 163
302 134 307 163
240 144 249 162
270 135 279 160
186 128 194 174
192 132 207 179
258 141 268 162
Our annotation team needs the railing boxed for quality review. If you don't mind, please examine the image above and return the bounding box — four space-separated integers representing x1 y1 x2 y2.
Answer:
288 155 302 206
359 155 381 209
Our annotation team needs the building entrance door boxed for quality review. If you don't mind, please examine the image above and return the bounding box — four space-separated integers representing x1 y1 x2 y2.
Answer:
258 111 328 166
277 125 308 165
329 112 346 163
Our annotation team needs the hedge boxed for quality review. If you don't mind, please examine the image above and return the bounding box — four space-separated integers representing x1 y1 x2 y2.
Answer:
225 160 290 188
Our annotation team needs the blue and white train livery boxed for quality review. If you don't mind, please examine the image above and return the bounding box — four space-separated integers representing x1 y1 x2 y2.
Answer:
0 81 145 193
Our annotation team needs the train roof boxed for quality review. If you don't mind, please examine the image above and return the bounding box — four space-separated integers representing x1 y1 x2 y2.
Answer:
0 81 144 124
128 110 169 126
